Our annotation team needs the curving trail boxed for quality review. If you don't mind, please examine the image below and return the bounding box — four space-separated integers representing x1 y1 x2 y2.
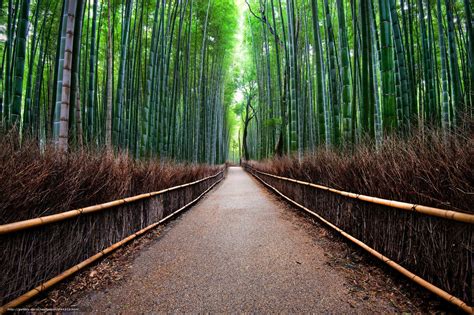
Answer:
75 167 401 312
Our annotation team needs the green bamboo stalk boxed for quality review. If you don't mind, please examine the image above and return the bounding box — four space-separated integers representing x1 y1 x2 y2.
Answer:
114 0 133 147
464 0 473 111
389 0 410 131
58 0 78 152
360 0 375 138
379 0 397 133
437 0 450 132
4 0 14 127
286 0 298 155
194 0 211 163
445 0 463 124
86 0 97 144
324 0 339 146
105 0 113 149
336 0 352 144
23 0 42 135
11 0 30 129
417 0 436 124
52 0 68 142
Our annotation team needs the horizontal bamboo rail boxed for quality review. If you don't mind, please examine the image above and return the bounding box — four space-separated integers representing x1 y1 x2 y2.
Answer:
0 170 224 235
248 170 473 314
0 174 223 314
247 167 473 224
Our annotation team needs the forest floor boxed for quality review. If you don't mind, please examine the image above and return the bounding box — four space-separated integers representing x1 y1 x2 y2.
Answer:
26 167 448 313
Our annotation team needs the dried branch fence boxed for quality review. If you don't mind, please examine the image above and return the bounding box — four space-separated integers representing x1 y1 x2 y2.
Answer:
0 168 226 311
244 164 473 314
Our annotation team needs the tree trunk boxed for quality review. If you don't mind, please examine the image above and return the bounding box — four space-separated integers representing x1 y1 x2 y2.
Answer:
243 94 254 161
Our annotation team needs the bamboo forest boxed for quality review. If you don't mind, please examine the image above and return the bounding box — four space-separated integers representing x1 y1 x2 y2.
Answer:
237 0 472 159
0 0 473 313
1 0 472 161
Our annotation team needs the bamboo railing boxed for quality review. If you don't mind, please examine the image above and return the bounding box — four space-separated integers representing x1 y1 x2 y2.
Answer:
244 164 473 314
249 168 474 224
0 171 225 235
0 169 225 313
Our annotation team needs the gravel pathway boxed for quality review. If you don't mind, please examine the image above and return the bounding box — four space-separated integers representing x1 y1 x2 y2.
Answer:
75 167 400 313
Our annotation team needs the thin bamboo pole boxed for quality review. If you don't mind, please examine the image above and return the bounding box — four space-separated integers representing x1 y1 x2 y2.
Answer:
0 169 225 235
248 168 474 224
0 175 224 314
248 169 473 314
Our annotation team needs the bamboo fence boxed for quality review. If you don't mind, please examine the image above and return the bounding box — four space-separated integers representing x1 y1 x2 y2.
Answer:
0 168 225 312
250 169 474 223
244 164 473 314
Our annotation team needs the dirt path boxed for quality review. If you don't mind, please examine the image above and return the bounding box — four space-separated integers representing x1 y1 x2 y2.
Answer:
74 167 408 313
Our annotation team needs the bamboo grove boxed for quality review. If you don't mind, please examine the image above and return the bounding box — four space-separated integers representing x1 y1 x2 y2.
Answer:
240 0 473 160
0 0 238 164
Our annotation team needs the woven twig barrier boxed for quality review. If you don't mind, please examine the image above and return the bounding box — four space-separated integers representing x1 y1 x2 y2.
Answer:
0 169 225 311
244 164 472 314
